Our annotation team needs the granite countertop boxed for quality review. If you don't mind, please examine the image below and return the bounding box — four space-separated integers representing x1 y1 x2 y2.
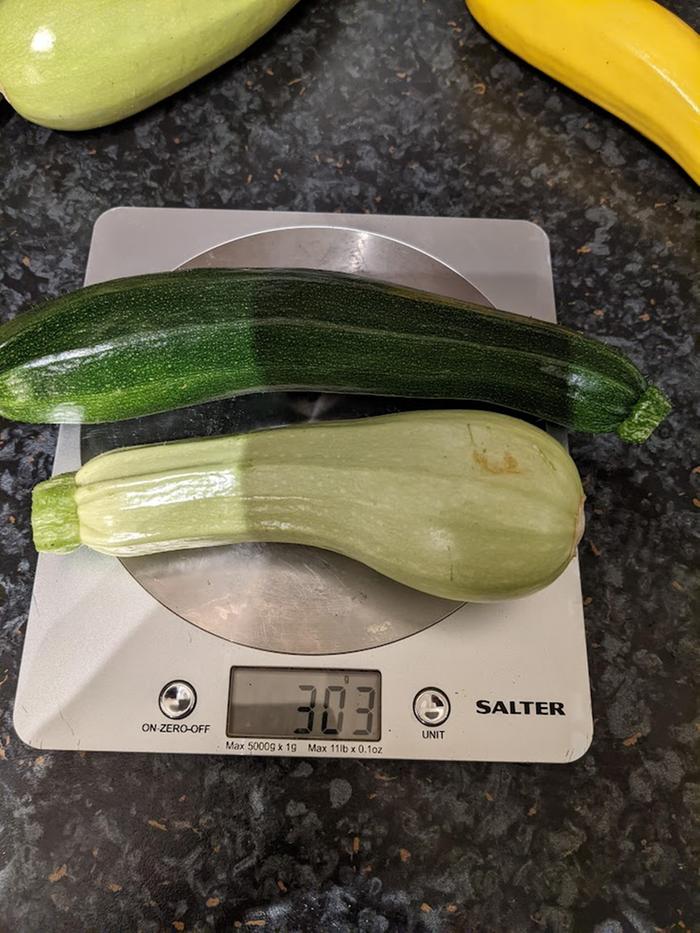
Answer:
0 1 698 930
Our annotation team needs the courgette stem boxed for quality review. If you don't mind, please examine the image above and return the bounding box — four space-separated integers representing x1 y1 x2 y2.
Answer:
616 385 672 443
31 472 80 554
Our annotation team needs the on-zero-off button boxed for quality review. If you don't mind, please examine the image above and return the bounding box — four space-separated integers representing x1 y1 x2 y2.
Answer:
413 688 450 726
159 681 197 720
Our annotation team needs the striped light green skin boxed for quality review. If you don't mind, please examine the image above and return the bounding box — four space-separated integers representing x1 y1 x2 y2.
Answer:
0 0 298 131
31 410 585 602
0 269 670 441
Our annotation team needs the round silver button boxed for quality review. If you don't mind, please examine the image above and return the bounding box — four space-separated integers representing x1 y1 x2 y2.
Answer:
413 687 450 726
159 681 197 720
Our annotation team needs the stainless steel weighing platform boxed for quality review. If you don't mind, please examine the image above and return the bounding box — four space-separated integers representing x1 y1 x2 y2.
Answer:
14 208 593 762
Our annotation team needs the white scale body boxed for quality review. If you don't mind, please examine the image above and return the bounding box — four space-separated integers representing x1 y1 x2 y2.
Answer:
14 208 593 763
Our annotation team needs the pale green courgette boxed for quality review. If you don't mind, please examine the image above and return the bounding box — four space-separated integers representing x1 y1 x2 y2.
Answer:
32 411 585 602
0 0 298 130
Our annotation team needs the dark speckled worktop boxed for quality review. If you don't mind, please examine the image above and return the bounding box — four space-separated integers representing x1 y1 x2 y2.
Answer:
0 1 698 930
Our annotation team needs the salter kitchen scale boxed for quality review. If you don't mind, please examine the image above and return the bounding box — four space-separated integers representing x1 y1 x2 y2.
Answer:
14 208 593 763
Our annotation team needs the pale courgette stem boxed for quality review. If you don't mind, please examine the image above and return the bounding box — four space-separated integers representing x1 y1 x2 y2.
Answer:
32 472 80 554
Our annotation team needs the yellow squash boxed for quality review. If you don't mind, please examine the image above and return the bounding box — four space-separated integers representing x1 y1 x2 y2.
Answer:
0 0 299 131
466 0 700 184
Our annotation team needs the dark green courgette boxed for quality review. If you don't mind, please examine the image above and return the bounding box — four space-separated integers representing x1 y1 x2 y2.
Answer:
0 267 670 441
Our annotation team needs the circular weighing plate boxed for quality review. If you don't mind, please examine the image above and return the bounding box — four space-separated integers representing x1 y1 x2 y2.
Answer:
81 226 493 654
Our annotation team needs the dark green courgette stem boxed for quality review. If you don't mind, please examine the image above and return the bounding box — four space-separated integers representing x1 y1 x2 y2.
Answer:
616 386 671 443
0 268 671 440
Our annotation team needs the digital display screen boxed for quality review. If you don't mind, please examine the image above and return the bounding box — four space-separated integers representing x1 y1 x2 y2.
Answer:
227 668 381 740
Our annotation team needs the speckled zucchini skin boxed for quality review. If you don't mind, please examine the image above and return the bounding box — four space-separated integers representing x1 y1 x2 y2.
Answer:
0 268 670 440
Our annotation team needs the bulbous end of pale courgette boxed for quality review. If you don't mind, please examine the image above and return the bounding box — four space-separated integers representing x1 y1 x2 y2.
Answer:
31 473 81 554
616 386 672 443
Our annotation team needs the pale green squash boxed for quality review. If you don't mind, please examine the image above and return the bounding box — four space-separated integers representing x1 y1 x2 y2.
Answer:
31 411 585 602
0 0 299 130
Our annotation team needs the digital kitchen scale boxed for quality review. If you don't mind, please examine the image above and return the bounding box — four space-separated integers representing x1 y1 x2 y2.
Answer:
14 208 593 762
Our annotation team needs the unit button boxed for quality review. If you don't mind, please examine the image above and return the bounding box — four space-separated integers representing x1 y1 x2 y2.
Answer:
413 687 450 726
159 681 197 720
